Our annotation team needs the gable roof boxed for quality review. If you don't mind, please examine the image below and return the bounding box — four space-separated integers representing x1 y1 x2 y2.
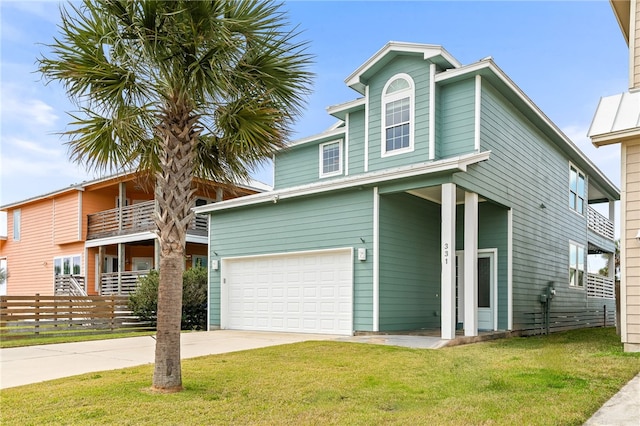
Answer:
0 171 270 210
345 41 461 94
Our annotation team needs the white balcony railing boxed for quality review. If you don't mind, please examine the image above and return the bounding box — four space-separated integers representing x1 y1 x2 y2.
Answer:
587 206 614 241
586 273 615 299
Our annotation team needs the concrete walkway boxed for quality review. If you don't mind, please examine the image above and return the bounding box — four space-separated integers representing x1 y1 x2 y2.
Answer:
0 330 338 389
1 331 638 425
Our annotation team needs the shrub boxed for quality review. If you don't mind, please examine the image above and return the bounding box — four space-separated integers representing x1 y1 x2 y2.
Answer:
128 266 208 330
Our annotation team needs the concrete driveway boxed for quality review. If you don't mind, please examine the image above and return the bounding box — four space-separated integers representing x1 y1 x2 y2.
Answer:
0 330 338 389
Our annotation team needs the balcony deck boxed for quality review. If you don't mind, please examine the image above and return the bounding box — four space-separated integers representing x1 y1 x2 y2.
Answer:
587 206 614 241
87 200 207 240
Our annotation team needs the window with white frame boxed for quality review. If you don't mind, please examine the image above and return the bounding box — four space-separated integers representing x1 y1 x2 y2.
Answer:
12 209 21 241
319 140 343 178
569 242 585 287
54 255 82 276
569 165 586 215
382 74 414 156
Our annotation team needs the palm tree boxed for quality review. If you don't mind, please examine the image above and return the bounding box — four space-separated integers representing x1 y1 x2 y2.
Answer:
38 0 312 392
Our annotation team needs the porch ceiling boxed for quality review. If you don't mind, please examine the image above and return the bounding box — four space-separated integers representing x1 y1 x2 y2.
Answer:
407 187 485 204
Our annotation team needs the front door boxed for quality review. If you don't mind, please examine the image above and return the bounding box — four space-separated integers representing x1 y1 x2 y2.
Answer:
455 249 497 331
477 251 496 331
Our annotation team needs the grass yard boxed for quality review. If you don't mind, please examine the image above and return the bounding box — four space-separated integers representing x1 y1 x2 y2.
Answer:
0 331 156 349
1 328 639 425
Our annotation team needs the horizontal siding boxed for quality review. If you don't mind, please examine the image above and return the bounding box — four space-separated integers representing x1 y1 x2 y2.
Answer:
209 189 374 331
53 191 80 245
367 56 432 172
2 201 85 295
378 193 441 331
438 79 475 159
454 81 592 330
624 142 640 345
274 133 346 189
348 110 365 175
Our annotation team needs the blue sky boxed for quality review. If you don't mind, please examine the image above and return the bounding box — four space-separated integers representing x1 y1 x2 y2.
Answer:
0 0 628 208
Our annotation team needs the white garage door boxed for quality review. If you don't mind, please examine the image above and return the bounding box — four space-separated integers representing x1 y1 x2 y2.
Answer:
221 248 353 335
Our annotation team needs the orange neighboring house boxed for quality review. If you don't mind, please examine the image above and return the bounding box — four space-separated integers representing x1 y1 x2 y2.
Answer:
0 172 266 296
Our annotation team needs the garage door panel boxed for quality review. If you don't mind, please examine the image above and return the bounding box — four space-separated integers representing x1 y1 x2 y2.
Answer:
224 250 353 335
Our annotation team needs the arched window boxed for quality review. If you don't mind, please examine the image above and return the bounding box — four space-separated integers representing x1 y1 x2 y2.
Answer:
381 74 414 156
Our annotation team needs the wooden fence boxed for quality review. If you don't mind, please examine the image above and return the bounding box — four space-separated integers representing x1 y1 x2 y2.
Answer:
0 295 153 340
520 305 615 336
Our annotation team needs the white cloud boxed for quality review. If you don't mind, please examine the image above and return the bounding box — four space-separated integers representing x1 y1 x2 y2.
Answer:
6 136 63 157
1 95 58 127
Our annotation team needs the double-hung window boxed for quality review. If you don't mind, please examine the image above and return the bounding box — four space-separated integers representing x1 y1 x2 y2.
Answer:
569 165 585 215
569 242 585 288
319 140 343 178
382 74 414 156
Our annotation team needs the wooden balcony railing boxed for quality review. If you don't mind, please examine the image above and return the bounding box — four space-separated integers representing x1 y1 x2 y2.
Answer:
87 200 208 240
54 275 87 296
586 273 615 299
100 270 149 295
587 206 614 241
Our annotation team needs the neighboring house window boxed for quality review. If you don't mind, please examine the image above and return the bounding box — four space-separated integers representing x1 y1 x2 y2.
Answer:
12 209 20 241
193 255 208 268
569 165 585 215
319 140 343 178
54 255 82 276
381 74 414 156
569 242 585 288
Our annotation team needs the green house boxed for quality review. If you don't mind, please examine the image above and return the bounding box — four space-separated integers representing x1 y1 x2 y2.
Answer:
195 42 619 339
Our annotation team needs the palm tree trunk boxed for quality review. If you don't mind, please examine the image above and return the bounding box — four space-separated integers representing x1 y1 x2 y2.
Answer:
152 95 199 392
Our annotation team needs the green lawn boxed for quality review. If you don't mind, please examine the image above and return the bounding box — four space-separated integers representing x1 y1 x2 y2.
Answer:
1 328 638 425
0 331 156 349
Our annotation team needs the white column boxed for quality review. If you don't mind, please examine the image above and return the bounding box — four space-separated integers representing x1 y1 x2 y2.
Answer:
373 187 380 332
441 183 457 340
464 192 478 337
609 200 616 280
117 243 125 294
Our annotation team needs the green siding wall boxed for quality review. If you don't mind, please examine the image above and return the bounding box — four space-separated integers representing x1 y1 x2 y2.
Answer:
274 132 346 189
367 56 432 171
437 79 475 159
208 189 374 331
378 193 441 331
348 110 366 175
454 80 592 330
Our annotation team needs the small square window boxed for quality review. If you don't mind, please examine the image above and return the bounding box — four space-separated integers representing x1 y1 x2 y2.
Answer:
319 140 342 178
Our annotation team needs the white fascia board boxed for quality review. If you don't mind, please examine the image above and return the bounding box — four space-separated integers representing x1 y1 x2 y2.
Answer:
284 127 347 149
194 151 491 214
186 234 208 245
326 98 366 119
345 42 461 93
84 231 156 248
437 59 620 198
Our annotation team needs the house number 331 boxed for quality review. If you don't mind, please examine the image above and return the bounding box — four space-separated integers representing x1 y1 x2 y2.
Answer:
443 243 449 264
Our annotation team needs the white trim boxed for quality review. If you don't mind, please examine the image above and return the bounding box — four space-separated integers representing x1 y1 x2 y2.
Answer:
373 187 380 332
621 143 628 341
326 97 366 117
345 42 461 93
464 192 478 337
195 151 491 214
186 235 208 245
78 192 83 241
344 114 350 176
319 139 344 178
441 183 457 340
507 208 513 330
429 63 436 160
364 85 370 172
474 75 482 152
84 231 155 248
629 0 636 90
285 127 346 149
207 213 212 331
381 73 415 157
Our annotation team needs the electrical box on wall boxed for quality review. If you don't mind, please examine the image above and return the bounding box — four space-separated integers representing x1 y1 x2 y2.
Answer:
211 259 219 271
357 248 366 261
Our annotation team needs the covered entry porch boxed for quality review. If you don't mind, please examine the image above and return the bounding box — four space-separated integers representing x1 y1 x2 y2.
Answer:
377 182 511 339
